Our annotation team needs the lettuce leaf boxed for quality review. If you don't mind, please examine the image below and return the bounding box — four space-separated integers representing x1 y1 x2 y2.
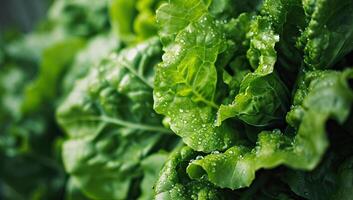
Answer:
299 0 353 69
62 33 121 94
57 38 176 199
110 0 163 44
155 147 227 200
22 37 85 114
187 69 353 189
154 0 238 152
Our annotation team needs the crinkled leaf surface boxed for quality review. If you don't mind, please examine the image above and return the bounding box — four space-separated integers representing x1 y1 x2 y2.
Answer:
62 33 120 94
57 38 174 199
299 0 353 69
217 73 290 127
187 69 353 189
154 0 240 152
154 0 301 151
155 147 227 200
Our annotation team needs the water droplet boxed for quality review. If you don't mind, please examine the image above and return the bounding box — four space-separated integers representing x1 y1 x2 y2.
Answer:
195 155 204 160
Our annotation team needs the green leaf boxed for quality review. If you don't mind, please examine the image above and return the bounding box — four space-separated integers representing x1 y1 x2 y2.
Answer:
187 69 353 189
216 0 304 128
63 131 161 200
217 73 290 127
0 67 27 122
208 0 262 20
134 0 162 40
299 0 353 69
334 157 353 200
57 38 166 138
21 37 85 114
62 33 120 94
155 147 225 200
154 0 238 152
246 17 279 75
139 152 169 200
110 0 163 44
154 0 302 152
0 153 65 200
156 0 212 45
247 0 304 75
65 178 89 200
49 0 110 37
57 38 174 199
110 0 137 42
4 32 64 66
284 143 353 200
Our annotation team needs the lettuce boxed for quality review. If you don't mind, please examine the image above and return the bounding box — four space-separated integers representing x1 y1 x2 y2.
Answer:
153 0 353 198
187 69 353 189
110 0 164 44
57 38 178 199
1 0 353 199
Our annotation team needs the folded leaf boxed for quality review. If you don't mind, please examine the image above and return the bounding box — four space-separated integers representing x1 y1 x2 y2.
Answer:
188 69 353 189
217 73 290 127
155 147 226 200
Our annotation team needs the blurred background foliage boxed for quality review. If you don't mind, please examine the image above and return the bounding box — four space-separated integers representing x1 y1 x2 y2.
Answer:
0 0 114 199
0 0 50 34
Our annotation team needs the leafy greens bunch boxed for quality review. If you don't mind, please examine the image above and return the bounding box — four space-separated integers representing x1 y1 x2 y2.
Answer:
153 0 353 199
1 0 353 199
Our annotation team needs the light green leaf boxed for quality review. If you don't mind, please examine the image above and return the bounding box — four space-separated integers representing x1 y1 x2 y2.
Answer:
154 0 238 152
156 0 211 45
155 147 225 200
188 69 353 189
110 0 163 44
217 73 289 126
